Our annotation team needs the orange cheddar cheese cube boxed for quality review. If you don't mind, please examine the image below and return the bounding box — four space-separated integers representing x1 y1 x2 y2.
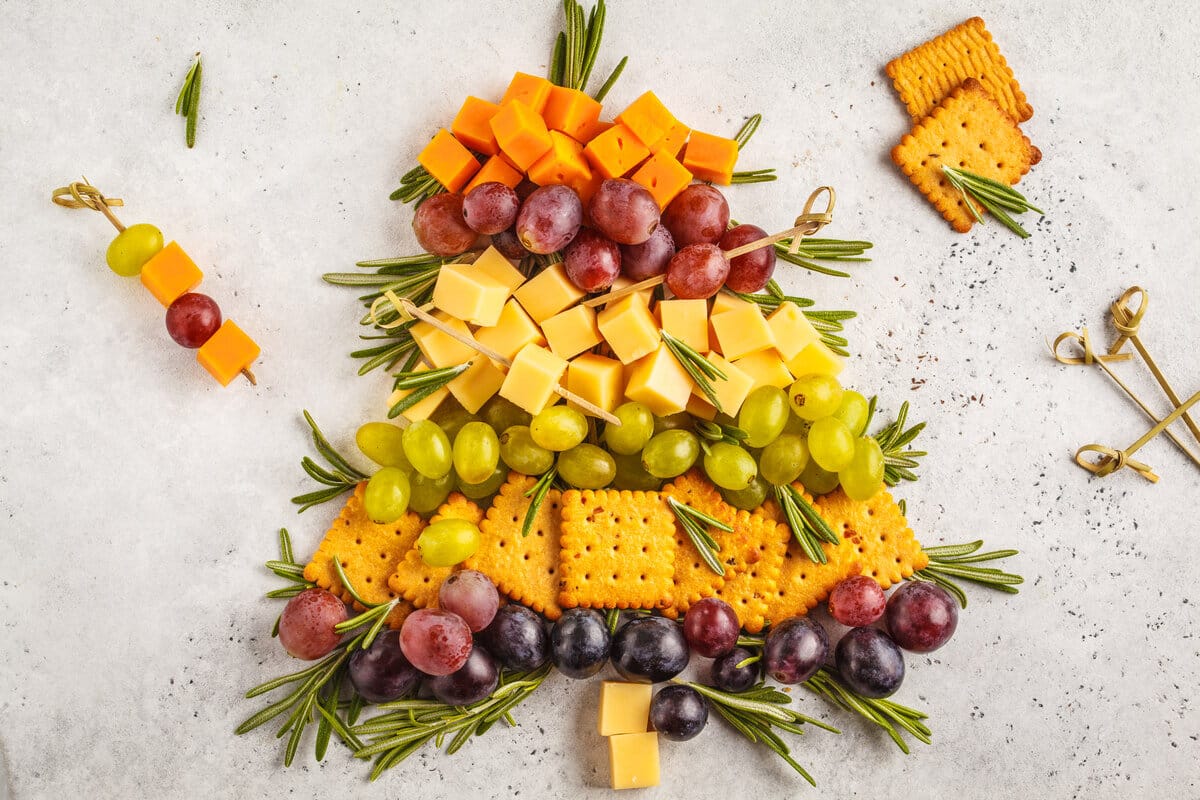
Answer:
682 129 739 185
475 299 544 362
490 100 554 172
710 303 776 360
431 262 512 327
710 292 756 316
387 365 448 421
624 343 693 417
567 353 625 416
541 304 602 360
732 349 794 390
464 155 524 194
417 129 481 193
766 301 821 361
141 241 202 306
543 86 603 142
631 148 693 209
685 394 718 421
196 320 260 387
500 72 553 115
411 311 479 367
695 352 755 416
471 246 526 292
597 293 660 364
615 91 675 150
580 118 614 142
513 262 585 323
659 120 690 158
451 96 501 156
785 341 845 378
583 123 651 180
656 298 708 352
607 275 656 308
499 344 568 414
568 170 604 206
609 732 660 790
527 131 592 188
447 357 507 414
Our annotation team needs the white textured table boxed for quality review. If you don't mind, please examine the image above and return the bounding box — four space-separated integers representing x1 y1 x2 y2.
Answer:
2 1 1197 797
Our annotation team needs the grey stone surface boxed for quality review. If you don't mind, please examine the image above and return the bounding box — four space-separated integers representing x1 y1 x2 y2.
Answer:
1 0 1198 797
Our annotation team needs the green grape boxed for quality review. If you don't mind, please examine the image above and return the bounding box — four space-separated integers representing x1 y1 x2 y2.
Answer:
498 426 555 475
798 458 840 495
362 467 411 523
788 374 844 421
355 422 411 470
106 223 163 277
758 433 810 486
402 419 453 479
530 405 588 452
702 442 757 490
417 519 481 567
737 386 789 448
832 390 871 437
653 412 693 434
480 395 531 434
807 417 855 471
605 402 655 455
457 462 509 500
558 443 617 489
452 421 500 484
641 430 700 479
409 470 456 515
839 437 885 501
612 452 663 491
430 398 476 443
721 474 768 511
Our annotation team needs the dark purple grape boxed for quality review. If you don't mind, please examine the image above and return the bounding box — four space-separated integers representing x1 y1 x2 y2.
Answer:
886 581 958 652
661 184 729 247
479 604 550 670
412 193 476 257
828 575 887 627
611 616 690 683
515 184 583 254
665 243 730 299
620 223 675 281
649 685 708 741
835 627 905 698
399 608 473 676
429 644 500 705
710 646 760 692
563 228 621 291
462 182 520 235
491 227 529 260
277 588 348 660
763 616 828 684
588 178 661 245
165 292 222 348
682 598 739 658
718 224 776 293
550 608 611 679
437 570 499 632
348 630 421 703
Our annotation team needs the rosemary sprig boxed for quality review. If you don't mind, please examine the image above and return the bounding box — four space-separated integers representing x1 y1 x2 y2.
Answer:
869 400 927 485
522 467 559 537
388 163 445 205
941 165 1044 239
804 667 930 754
727 225 873 280
684 681 838 785
695 420 750 447
549 0 626 100
661 330 726 413
265 528 315 601
774 484 839 564
590 55 627 103
912 540 1023 608
174 53 202 149
291 411 369 512
730 114 777 184
666 497 730 576
388 363 470 419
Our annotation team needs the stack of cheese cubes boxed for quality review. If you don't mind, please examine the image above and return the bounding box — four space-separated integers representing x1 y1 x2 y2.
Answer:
597 682 659 790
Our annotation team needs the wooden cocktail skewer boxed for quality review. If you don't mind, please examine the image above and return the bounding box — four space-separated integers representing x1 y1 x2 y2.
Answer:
1075 389 1200 482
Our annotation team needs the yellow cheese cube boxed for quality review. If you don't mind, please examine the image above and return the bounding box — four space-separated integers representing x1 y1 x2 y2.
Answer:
598 294 660 365
432 262 511 327
471 246 526 292
567 354 624 415
685 394 717 421
607 275 656 308
695 352 756 416
733 349 794 390
710 291 757 316
499 344 568 414
411 311 479 367
447 357 507 414
785 341 845 378
386 366 448 421
475 299 545 363
625 343 693 416
766 301 821 361
609 732 660 790
710 304 776 361
656 298 708 353
513 262 586 323
541 305 602 360
597 681 652 736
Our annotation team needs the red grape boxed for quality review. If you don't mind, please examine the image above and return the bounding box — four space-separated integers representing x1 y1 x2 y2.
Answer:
827 575 887 627
165 292 221 348
550 608 611 679
710 646 760 692
665 243 730 299
490 227 529 260
661 184 729 247
588 178 660 245
479 605 550 670
611 616 690 682
620 224 675 280
413 193 476 257
429 645 499 705
649 685 708 741
437 569 499 632
718 224 776 293
462 182 520 235
348 629 421 703
399 608 473 676
563 228 621 291
886 581 958 652
515 185 583 254
682 597 739 658
763 616 828 684
835 627 905 698
277 588 348 660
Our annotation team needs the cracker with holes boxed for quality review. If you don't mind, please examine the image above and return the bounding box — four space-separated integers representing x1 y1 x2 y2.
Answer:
814 488 929 589
711 510 791 633
387 493 483 609
886 16 1033 124
763 535 863 624
892 79 1040 233
660 470 738 617
558 489 676 610
467 472 564 620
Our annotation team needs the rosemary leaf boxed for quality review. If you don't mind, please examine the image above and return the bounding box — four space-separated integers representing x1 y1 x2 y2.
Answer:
521 467 558 537
869 401 928 486
804 667 930 754
910 540 1023 607
290 413 366 511
667 497 726 576
661 330 725 413
174 54 202 149
591 55 626 102
774 485 829 564
941 165 1043 239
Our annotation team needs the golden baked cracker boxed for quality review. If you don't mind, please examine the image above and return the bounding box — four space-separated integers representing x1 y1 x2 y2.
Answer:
886 17 1033 123
467 473 564 620
660 470 739 617
558 489 676 611
763 536 863 624
892 79 1040 233
386 493 482 609
712 510 791 633
815 487 929 589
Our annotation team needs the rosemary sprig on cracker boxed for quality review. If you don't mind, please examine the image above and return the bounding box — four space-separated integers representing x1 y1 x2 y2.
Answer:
912 540 1023 608
522 466 559 537
942 165 1043 239
774 484 840 564
666 496 730 576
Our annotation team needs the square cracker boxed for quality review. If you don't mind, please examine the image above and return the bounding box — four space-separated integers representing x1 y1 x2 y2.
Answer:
886 17 1033 123
558 489 676 611
466 472 564 620
814 488 929 589
387 493 482 609
711 510 791 634
762 536 863 625
892 79 1040 233
660 470 738 617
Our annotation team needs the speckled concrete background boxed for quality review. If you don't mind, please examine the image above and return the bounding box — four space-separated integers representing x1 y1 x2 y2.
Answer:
1 1 1197 797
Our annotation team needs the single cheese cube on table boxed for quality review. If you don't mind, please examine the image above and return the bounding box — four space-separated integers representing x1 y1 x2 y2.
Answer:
411 311 479 367
786 341 845 378
597 681 652 736
431 262 512 327
513 262 585 323
659 119 690 158
686 393 718 421
541 305 602 360
682 129 740 185
464 156 524 194
695 352 755 417
597 293 660 365
567 354 624 415
584 123 651 180
451 96 501 156
474 299 544 362
608 732 660 790
766 301 821 361
631 148 693 210
528 131 592 188
656 298 708 353
733 349 794 390
447 358 506 414
196 320 260 387
141 241 202 306
710 304 776 361
417 130 481 193
470 246 526 292
607 275 656 309
499 344 568 415
500 71 553 114
387 365 448 421
615 91 676 151
625 343 694 417
542 85 603 142
490 100 554 172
